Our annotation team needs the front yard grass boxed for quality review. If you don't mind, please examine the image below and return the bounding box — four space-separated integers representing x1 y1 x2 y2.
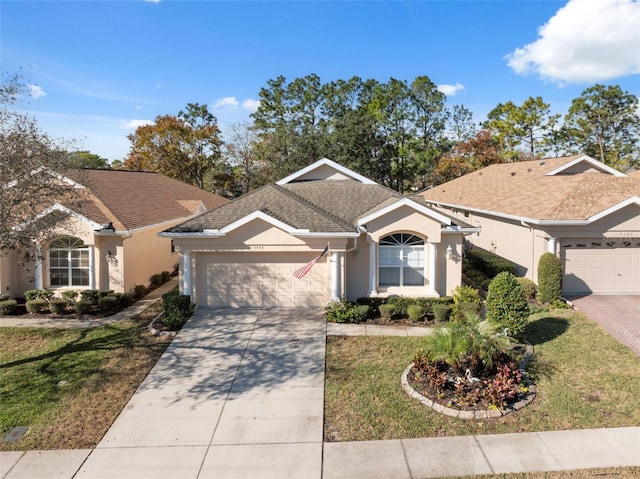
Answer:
324 308 640 441
0 301 171 451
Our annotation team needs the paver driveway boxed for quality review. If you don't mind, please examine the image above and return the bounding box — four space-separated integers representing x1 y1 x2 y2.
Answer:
76 308 326 479
567 295 640 356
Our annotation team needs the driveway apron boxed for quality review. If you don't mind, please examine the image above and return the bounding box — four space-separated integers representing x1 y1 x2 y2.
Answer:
75 308 326 479
567 295 640 356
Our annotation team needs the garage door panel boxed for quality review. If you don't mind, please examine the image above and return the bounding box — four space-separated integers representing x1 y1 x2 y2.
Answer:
563 240 640 294
197 252 326 308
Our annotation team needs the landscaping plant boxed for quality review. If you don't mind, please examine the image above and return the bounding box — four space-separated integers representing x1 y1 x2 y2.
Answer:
451 285 481 321
325 299 369 323
485 271 529 340
537 252 563 304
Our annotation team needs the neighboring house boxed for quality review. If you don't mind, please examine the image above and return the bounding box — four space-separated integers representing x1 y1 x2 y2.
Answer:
161 158 477 308
420 154 640 295
0 169 228 298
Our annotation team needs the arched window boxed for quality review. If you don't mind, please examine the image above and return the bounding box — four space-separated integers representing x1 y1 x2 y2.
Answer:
49 236 90 287
379 233 425 287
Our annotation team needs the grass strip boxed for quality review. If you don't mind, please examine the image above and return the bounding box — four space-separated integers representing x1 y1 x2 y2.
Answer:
324 309 640 441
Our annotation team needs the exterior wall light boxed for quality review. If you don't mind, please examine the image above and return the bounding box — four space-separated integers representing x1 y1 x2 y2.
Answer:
446 244 453 260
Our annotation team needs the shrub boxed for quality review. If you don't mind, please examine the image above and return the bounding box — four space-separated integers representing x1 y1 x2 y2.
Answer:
452 285 481 321
74 300 93 315
98 295 119 313
379 304 396 319
99 290 115 298
61 290 78 302
516 277 537 300
150 274 163 286
0 299 18 316
387 296 413 317
422 313 513 375
24 289 54 301
162 293 191 330
432 303 450 323
161 271 171 283
485 272 529 340
407 304 425 321
464 249 516 290
49 299 69 314
325 299 368 323
118 293 134 308
537 253 563 304
80 289 100 304
26 299 48 314
355 297 385 317
133 284 147 299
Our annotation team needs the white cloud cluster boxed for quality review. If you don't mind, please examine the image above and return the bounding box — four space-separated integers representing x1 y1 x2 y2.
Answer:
437 83 465 96
212 96 261 112
28 84 47 99
506 0 640 83
120 119 154 130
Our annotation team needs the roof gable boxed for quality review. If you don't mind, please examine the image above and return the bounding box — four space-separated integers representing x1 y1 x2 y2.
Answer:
276 158 377 185
545 154 626 177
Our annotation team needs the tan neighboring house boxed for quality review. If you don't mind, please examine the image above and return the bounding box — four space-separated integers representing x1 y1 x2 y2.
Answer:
420 155 640 296
0 169 228 298
161 158 477 308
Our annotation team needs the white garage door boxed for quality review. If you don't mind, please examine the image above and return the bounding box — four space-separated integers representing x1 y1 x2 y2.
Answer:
197 252 327 308
562 239 640 294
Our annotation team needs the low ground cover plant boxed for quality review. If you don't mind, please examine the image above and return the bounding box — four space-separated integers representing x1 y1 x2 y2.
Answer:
325 296 454 324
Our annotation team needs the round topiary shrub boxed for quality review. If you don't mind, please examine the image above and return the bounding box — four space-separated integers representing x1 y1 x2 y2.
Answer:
379 304 396 320
407 304 425 322
74 300 93 315
516 277 537 300
485 271 529 340
26 299 48 314
49 299 69 314
537 253 562 304
0 299 18 316
98 295 119 313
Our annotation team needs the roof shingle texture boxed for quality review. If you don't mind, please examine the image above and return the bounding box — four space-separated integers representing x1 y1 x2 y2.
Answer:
62 169 228 231
421 157 640 221
168 179 455 233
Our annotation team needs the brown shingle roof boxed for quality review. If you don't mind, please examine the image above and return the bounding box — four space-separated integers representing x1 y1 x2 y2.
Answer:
169 178 470 234
61 169 228 231
421 156 640 221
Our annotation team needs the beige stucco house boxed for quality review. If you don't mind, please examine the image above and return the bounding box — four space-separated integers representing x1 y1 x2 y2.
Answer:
0 169 228 298
420 155 640 296
162 158 477 308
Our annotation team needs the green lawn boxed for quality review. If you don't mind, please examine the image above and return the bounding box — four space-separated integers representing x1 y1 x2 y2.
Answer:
0 302 171 450
324 308 640 441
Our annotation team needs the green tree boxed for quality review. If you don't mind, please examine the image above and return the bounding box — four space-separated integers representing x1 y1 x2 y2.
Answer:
65 150 110 169
561 84 639 171
0 71 75 255
123 103 225 192
484 96 560 161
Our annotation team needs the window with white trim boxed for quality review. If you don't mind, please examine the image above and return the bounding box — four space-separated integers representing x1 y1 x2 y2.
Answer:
378 233 425 287
49 236 90 287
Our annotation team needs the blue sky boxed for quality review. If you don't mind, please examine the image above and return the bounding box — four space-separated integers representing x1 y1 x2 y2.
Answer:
2 0 639 162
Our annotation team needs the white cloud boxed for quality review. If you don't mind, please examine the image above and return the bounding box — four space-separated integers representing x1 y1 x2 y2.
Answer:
120 119 154 130
506 0 640 84
212 96 240 109
28 84 47 99
242 98 261 111
145 0 161 3
437 83 465 96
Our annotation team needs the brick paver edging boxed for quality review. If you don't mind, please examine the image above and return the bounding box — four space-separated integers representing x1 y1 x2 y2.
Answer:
401 342 536 420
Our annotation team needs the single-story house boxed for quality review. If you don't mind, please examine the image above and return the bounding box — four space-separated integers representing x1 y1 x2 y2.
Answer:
161 158 477 308
420 154 640 295
0 169 228 298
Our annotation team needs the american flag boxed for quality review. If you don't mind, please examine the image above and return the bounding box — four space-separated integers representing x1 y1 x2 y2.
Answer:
293 244 329 279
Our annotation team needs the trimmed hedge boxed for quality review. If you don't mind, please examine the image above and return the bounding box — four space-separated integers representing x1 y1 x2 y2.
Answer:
49 299 69 314
162 291 191 329
464 249 516 290
26 299 48 314
537 252 563 304
0 299 18 316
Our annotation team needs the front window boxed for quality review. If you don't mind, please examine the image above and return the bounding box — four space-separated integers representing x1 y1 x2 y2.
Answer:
379 233 425 287
49 236 90 287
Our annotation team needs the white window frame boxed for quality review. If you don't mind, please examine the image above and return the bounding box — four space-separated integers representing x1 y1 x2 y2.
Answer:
378 233 425 287
49 236 91 288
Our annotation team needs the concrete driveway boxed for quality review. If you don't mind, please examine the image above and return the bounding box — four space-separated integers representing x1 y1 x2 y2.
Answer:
75 307 327 479
567 295 640 356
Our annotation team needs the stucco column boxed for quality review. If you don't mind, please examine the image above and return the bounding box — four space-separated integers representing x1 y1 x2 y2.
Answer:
548 237 557 255
88 245 96 290
182 251 192 297
428 242 437 295
330 251 341 301
34 243 43 290
367 236 377 296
